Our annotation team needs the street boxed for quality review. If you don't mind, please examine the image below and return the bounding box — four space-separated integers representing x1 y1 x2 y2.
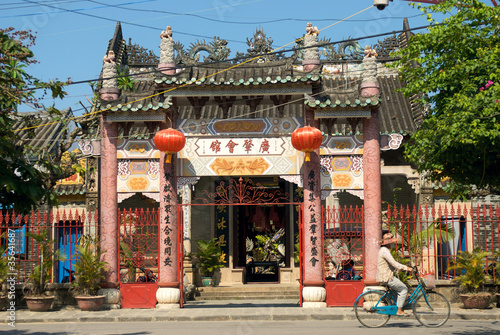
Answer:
3 320 500 335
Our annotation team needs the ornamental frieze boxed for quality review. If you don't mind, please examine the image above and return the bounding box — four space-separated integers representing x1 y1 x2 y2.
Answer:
178 117 302 136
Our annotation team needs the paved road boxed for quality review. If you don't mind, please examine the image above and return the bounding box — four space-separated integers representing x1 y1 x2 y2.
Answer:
4 320 500 335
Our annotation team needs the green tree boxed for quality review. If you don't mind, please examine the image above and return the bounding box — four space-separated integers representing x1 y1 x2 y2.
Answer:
392 0 500 200
0 28 77 213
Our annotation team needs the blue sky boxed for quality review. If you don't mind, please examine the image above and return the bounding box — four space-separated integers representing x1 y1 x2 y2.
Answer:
3 0 443 116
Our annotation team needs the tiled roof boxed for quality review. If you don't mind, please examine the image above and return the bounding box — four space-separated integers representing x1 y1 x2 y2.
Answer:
304 76 380 109
12 109 75 155
54 183 86 196
154 60 320 86
177 103 303 119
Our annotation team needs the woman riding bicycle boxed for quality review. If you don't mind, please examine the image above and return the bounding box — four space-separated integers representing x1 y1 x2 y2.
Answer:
377 233 413 317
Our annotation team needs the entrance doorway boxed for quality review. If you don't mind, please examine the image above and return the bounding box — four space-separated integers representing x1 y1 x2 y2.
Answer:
183 177 301 287
234 205 290 283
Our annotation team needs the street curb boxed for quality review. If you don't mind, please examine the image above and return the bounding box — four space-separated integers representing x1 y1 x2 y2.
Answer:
2 309 500 324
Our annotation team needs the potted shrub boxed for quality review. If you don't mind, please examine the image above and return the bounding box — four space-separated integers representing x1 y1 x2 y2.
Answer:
448 247 492 309
71 235 107 311
193 238 225 287
493 251 500 308
23 230 60 311
0 244 10 311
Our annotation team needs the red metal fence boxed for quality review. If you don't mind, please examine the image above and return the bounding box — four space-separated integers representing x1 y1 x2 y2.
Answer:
2 203 499 286
384 204 500 281
0 209 99 284
118 208 159 284
323 205 364 281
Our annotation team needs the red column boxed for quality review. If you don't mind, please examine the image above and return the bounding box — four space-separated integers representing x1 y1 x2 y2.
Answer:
100 116 119 287
363 108 382 285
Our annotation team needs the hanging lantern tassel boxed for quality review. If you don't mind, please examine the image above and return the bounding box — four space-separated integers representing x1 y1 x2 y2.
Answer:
291 126 323 162
305 151 311 162
154 128 186 164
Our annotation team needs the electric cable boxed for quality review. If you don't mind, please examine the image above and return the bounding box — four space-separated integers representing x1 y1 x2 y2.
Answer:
14 5 399 134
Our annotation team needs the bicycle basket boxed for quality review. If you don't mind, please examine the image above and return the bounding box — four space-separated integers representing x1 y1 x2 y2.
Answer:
422 273 436 289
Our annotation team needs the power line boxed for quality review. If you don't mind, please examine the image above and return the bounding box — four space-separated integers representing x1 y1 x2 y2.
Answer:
24 22 431 90
19 0 247 44
15 5 376 133
84 0 423 25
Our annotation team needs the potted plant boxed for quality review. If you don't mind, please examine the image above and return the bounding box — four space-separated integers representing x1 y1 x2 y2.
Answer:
493 251 500 308
193 238 225 287
71 235 107 311
0 244 10 311
448 247 492 309
23 230 60 311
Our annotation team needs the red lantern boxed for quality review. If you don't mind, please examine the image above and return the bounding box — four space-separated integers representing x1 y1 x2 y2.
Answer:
291 126 323 162
154 128 186 163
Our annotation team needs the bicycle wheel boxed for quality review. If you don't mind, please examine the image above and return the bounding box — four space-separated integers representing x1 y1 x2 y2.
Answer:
413 291 450 327
354 290 391 328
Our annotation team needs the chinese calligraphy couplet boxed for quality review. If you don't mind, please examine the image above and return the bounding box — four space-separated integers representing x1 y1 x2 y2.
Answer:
302 151 323 286
158 155 179 286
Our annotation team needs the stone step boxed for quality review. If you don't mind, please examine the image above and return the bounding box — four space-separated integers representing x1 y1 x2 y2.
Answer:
195 285 300 301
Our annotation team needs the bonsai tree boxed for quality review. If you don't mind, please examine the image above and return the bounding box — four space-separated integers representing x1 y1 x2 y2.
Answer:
23 230 61 297
72 235 107 296
194 238 225 278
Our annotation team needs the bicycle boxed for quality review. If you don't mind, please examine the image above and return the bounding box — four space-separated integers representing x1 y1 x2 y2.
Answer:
354 266 451 328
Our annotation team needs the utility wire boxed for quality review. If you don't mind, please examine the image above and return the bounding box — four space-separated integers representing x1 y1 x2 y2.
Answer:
25 22 432 91
19 0 247 44
15 5 375 133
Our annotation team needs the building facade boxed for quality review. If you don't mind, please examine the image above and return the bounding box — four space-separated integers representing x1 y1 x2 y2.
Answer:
84 21 425 308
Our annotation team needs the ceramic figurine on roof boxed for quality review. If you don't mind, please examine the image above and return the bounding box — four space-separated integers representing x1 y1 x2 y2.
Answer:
364 45 378 59
103 50 115 63
160 26 173 39
306 22 319 35
159 25 176 75
100 50 119 101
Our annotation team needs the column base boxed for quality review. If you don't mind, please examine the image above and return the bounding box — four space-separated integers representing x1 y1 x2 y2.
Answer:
302 286 326 309
156 287 180 309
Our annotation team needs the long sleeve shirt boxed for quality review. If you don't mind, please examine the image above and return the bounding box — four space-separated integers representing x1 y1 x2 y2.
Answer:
376 246 407 283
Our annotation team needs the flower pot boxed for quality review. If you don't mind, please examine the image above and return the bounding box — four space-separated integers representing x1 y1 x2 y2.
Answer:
75 295 106 311
459 293 492 309
201 277 214 287
25 296 55 312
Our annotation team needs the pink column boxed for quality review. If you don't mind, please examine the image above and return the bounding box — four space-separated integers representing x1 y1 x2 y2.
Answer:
100 116 119 287
363 108 382 285
158 147 179 287
301 109 325 308
302 150 323 285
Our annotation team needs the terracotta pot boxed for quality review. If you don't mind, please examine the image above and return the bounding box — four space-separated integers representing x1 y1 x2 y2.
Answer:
75 295 106 311
459 293 492 309
25 296 55 312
